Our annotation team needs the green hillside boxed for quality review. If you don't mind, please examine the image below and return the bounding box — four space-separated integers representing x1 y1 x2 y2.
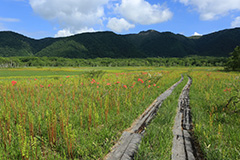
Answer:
35 40 89 58
68 31 145 58
196 28 240 56
0 28 240 58
125 30 197 57
0 31 33 56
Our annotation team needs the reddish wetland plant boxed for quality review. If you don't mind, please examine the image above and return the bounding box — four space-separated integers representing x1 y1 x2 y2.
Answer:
0 70 180 159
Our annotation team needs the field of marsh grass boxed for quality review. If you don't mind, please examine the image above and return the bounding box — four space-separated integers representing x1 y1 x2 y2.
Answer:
0 67 183 159
0 67 239 159
189 71 240 159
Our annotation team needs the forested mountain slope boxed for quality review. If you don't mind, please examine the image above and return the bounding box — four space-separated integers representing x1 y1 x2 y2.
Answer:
0 28 239 58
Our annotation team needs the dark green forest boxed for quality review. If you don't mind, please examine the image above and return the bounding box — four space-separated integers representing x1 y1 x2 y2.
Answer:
225 46 240 71
0 56 227 68
0 28 240 58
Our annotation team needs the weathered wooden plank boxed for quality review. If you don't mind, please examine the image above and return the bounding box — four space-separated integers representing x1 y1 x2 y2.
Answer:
105 75 184 160
172 76 196 160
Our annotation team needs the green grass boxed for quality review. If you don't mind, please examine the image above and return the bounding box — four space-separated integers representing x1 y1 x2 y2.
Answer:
189 71 240 159
135 75 188 160
1 67 238 159
0 66 221 78
0 70 84 77
0 67 183 159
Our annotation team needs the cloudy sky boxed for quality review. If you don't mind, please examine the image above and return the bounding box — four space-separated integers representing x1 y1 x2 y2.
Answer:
0 0 240 39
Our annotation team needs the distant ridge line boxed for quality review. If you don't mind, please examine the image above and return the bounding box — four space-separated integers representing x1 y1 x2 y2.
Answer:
0 27 240 58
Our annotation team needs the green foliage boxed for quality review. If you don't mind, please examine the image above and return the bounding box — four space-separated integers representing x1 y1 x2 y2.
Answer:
84 70 106 79
1 28 240 58
35 40 88 58
0 68 181 159
127 30 197 57
224 80 240 111
135 76 188 159
225 46 240 71
189 71 240 159
0 56 227 68
0 41 33 57
196 28 240 57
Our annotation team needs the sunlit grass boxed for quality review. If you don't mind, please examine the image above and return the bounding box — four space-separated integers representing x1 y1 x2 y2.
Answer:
0 66 222 78
0 68 183 159
0 67 238 159
189 71 240 159
135 76 188 159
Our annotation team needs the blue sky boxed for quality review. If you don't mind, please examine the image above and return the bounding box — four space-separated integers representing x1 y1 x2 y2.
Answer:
0 0 240 39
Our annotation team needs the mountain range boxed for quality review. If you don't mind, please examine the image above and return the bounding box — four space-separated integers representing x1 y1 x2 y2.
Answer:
0 28 240 58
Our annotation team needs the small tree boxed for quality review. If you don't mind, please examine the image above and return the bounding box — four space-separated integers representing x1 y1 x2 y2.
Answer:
225 46 240 71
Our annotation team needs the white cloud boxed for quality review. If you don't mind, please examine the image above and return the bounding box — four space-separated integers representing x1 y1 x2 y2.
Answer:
178 0 240 20
107 17 135 33
116 0 173 25
76 27 96 34
231 16 240 28
29 0 108 35
193 32 202 36
55 27 96 37
0 17 20 22
29 0 174 34
54 29 73 37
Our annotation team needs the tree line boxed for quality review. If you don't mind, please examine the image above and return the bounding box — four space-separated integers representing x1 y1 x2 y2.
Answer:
0 56 227 68
225 46 240 71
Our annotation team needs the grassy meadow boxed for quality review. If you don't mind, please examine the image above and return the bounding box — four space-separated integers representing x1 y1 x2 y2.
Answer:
135 75 189 159
189 71 240 159
0 67 239 159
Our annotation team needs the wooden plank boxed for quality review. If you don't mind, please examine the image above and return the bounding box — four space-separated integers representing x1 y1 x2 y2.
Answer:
105 75 184 160
172 76 196 160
